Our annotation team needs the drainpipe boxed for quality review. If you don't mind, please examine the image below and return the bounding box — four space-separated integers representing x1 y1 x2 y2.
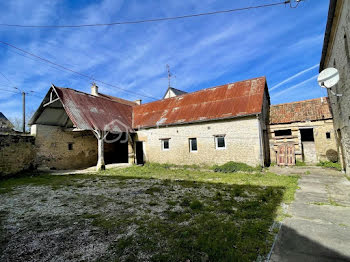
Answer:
257 114 264 167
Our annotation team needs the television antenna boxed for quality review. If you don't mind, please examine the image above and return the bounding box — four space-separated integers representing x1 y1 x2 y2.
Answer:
166 64 175 88
317 67 342 97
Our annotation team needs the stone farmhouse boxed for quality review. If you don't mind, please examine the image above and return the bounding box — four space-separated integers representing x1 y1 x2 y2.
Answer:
29 77 270 170
319 0 350 173
29 76 339 171
268 98 338 165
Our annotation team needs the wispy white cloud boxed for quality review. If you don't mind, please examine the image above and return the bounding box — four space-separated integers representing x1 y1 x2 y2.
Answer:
0 0 330 119
271 75 319 98
270 64 319 91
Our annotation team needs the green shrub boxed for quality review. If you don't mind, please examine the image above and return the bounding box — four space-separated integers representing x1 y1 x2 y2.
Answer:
317 161 342 171
295 160 306 166
212 161 259 173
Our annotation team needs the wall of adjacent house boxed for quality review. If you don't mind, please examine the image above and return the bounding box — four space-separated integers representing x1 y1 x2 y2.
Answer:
136 116 262 167
268 119 338 164
31 124 97 170
0 134 35 176
324 0 350 172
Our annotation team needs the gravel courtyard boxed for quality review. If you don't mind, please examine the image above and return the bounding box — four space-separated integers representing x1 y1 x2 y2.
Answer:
0 165 298 261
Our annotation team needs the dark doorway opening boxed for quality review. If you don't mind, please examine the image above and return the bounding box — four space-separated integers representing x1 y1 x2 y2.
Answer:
136 141 144 165
104 132 129 164
300 128 314 142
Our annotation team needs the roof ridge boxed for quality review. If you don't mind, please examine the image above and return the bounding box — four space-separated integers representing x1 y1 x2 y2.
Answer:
271 97 328 107
169 87 187 92
139 76 266 107
53 86 134 107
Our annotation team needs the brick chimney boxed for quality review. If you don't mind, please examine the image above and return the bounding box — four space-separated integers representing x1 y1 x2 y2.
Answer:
91 83 99 96
135 99 142 105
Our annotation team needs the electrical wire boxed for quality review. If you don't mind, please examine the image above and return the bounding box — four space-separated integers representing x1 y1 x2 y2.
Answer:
0 1 294 28
0 87 20 94
0 71 15 85
0 40 160 100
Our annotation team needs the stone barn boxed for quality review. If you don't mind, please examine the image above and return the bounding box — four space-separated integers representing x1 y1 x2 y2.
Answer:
268 97 338 165
29 84 135 170
319 0 350 173
31 77 271 170
134 77 270 167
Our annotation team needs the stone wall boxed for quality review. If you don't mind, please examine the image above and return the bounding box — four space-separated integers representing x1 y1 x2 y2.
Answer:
0 133 35 176
268 120 338 164
323 0 350 172
31 124 97 170
136 116 262 167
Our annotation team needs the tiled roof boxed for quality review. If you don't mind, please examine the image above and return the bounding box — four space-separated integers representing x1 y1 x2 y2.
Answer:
269 97 333 124
133 77 267 128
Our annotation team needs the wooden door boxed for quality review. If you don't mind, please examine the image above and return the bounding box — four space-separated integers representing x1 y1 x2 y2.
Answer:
286 144 295 166
277 144 295 166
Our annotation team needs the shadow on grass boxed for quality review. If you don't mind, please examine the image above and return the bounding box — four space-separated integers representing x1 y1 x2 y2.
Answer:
1 172 287 261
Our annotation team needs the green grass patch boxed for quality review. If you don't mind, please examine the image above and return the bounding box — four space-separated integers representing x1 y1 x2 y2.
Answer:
317 161 342 171
212 161 262 173
295 160 306 166
0 166 299 261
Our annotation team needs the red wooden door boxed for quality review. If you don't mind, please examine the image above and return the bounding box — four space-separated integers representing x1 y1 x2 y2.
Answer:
286 144 295 166
277 144 295 166
277 144 286 166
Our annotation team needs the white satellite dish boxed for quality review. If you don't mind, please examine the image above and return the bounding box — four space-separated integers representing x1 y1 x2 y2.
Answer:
317 67 339 88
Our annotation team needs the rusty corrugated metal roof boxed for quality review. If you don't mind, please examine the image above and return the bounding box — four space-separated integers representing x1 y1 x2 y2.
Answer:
98 93 138 107
269 97 333 124
54 86 134 132
133 77 267 128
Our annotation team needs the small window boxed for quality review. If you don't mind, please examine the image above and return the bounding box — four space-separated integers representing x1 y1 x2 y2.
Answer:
68 143 73 151
215 135 226 149
275 129 292 137
326 132 331 139
161 139 170 150
189 138 197 152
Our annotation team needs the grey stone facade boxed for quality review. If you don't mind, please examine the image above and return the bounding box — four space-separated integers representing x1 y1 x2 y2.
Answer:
320 0 350 173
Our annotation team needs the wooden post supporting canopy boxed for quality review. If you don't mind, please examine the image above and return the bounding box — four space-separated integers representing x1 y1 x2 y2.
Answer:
92 130 108 171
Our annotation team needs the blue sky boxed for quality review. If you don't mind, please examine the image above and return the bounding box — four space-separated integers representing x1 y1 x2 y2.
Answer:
0 0 330 121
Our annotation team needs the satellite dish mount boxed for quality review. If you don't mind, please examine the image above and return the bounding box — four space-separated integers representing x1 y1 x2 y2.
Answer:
317 67 342 97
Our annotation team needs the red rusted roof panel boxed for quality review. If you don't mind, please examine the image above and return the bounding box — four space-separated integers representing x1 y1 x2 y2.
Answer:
54 87 133 132
269 97 333 124
133 77 267 128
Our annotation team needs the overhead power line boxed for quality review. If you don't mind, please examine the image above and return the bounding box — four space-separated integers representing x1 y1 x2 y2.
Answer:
0 1 297 28
0 87 20 94
0 40 159 100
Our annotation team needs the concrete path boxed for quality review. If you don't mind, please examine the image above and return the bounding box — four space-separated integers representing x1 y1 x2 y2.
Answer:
270 167 350 262
40 163 131 175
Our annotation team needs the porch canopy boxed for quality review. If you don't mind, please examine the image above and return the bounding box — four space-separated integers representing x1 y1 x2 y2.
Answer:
30 85 135 170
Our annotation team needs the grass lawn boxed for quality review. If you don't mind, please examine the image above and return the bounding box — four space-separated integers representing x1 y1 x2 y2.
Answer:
0 164 298 261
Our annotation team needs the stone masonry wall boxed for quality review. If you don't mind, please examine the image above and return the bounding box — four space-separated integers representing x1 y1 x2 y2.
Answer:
136 116 262 167
324 0 350 172
0 133 35 176
31 124 97 170
268 120 338 164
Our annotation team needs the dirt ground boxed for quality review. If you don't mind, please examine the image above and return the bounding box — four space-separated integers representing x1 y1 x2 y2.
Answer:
0 170 288 262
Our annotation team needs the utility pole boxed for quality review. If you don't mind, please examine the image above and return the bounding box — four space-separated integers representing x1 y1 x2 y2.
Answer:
22 91 25 133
